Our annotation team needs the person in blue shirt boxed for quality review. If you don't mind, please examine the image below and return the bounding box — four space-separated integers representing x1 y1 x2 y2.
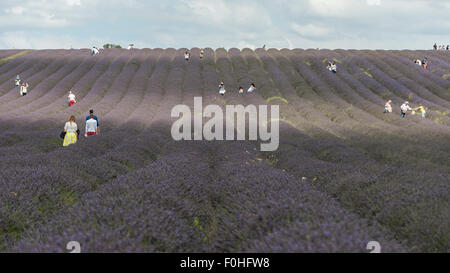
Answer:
15 75 21 87
86 109 100 133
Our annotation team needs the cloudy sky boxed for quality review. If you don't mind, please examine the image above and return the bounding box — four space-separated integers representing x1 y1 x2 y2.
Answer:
0 0 449 50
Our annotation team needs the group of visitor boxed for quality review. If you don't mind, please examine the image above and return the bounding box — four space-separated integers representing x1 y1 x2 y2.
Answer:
15 75 29 96
61 109 100 147
219 82 256 96
326 61 337 73
414 58 428 69
384 100 426 118
433 43 449 50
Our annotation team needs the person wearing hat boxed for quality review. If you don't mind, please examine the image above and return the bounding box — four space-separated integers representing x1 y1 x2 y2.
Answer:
86 109 100 133
400 101 412 118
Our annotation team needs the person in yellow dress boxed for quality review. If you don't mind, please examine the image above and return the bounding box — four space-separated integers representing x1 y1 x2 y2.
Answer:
63 116 78 146
415 104 426 118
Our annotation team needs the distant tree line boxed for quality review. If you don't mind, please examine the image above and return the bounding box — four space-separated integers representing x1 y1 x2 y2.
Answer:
103 44 122 49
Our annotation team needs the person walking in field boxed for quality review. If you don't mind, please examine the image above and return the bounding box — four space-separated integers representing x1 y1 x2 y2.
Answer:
15 75 21 87
92 46 99 56
447 45 449 51
433 43 437 50
184 50 190 63
384 100 392 113
68 91 76 107
200 48 205 59
247 83 256 93
422 58 428 70
218 81 226 96
86 109 100 133
20 82 29 96
414 104 426 118
238 86 244 95
85 113 99 137
400 101 412 118
331 61 337 73
327 61 337 73
63 115 78 146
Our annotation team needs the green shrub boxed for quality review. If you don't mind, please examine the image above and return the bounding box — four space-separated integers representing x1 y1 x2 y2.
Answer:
103 43 122 49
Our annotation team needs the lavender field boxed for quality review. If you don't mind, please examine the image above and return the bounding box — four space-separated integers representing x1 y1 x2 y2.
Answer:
0 48 448 253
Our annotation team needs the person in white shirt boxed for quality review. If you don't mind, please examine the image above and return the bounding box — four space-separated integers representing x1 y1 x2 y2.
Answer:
128 44 134 50
85 114 98 137
247 83 256 93
92 47 99 56
63 116 78 146
218 82 226 96
330 62 337 73
68 91 76 107
327 61 332 71
20 82 29 96
400 101 412 118
414 59 422 66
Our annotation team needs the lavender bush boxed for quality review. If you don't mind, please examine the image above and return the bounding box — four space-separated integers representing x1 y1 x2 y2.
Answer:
0 49 448 253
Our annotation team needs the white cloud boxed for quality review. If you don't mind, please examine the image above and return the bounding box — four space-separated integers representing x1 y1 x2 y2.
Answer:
291 23 331 37
0 31 108 49
154 33 176 48
0 0 87 28
179 0 272 30
236 41 257 50
285 38 294 50
366 0 381 6
307 0 383 17
0 0 448 50
66 0 82 6
307 0 360 17
5 6 25 15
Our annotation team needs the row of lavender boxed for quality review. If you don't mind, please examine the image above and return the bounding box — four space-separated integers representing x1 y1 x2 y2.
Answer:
0 48 448 252
5 49 404 252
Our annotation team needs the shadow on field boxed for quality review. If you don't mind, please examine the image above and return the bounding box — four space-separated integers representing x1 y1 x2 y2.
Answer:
1 119 448 252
